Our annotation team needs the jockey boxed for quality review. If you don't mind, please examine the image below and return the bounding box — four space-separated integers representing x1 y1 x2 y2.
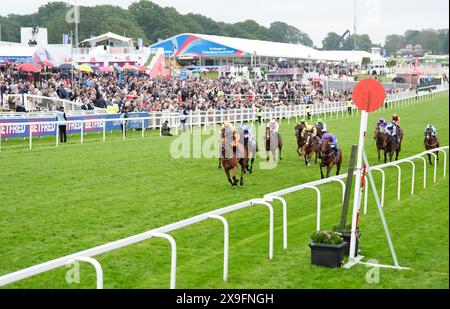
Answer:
300 119 317 138
424 124 439 144
316 118 327 133
391 113 401 127
321 132 339 156
376 117 388 130
240 123 255 142
386 121 400 143
267 118 279 133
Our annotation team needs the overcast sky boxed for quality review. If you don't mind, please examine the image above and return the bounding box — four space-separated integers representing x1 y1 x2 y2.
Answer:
0 0 448 47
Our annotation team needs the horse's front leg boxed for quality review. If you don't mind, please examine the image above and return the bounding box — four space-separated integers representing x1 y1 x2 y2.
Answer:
240 161 245 186
225 168 233 186
279 147 282 160
384 151 387 164
218 157 222 169
326 164 332 178
377 148 380 162
320 163 325 179
428 153 433 165
249 157 255 174
232 165 238 185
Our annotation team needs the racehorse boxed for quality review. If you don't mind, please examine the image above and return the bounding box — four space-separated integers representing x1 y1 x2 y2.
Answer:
319 137 342 179
314 124 324 139
383 128 403 163
303 131 320 166
238 127 258 173
265 126 283 162
374 127 385 162
219 127 247 186
424 128 440 165
295 124 305 156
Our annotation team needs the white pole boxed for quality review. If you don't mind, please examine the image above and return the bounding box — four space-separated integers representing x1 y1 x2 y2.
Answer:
349 110 368 260
102 120 106 143
29 123 32 150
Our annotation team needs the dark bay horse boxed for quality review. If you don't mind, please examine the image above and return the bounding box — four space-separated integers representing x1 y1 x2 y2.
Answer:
319 138 342 179
219 127 247 186
295 124 305 156
425 128 440 165
303 131 320 166
374 127 385 162
383 129 403 163
265 127 283 162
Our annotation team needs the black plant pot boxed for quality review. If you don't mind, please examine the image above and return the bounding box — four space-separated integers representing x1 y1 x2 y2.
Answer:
309 242 347 268
341 231 361 256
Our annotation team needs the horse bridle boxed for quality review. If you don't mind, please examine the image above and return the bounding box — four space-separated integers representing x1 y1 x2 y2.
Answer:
320 141 334 157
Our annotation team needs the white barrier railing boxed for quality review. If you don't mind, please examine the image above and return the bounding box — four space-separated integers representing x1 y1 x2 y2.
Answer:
0 146 447 289
1 87 448 151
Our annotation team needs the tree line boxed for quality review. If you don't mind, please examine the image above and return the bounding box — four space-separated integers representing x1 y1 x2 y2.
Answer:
0 0 448 56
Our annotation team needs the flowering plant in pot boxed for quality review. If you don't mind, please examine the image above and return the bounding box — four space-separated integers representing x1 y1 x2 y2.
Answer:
333 224 362 257
309 231 347 268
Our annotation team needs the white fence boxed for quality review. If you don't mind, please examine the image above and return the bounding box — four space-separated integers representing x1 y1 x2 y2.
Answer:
1 87 448 151
0 146 447 289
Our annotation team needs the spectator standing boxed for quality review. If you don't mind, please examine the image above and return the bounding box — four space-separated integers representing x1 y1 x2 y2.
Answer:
56 106 68 143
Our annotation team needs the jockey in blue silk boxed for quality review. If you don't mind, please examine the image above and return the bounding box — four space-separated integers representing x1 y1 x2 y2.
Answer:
321 132 339 156
240 124 255 143
386 120 400 143
424 124 439 144
376 117 388 130
424 124 437 137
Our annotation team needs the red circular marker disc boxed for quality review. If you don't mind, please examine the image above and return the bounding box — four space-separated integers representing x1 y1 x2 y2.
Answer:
352 79 386 112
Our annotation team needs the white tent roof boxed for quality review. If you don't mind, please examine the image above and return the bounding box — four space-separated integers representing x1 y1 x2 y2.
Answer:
0 46 37 57
320 50 384 63
192 33 324 60
156 33 385 63
80 32 132 45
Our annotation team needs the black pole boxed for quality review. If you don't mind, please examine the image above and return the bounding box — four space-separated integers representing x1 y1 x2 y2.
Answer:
339 144 358 231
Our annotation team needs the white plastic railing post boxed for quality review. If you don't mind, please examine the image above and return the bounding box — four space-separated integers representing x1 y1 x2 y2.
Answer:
56 121 59 147
151 233 177 289
251 199 274 260
266 196 288 250
103 121 106 143
72 257 103 289
404 160 415 195
416 156 427 189
437 149 447 177
208 215 229 281
393 164 401 201
332 179 346 204
29 123 32 150
304 186 321 231
142 119 145 139
80 122 84 144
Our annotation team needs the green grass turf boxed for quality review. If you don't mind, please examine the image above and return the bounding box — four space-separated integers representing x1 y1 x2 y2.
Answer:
0 93 448 289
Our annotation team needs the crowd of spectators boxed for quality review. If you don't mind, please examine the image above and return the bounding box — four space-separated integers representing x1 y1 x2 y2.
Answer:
1 68 410 113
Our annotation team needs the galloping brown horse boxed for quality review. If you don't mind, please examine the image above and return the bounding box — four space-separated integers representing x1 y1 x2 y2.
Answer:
374 127 385 162
424 128 440 165
303 131 320 166
295 124 305 156
319 138 342 179
219 127 247 186
265 127 283 162
383 129 403 163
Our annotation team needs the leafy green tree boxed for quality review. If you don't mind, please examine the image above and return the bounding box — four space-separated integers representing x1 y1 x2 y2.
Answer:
322 32 342 50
